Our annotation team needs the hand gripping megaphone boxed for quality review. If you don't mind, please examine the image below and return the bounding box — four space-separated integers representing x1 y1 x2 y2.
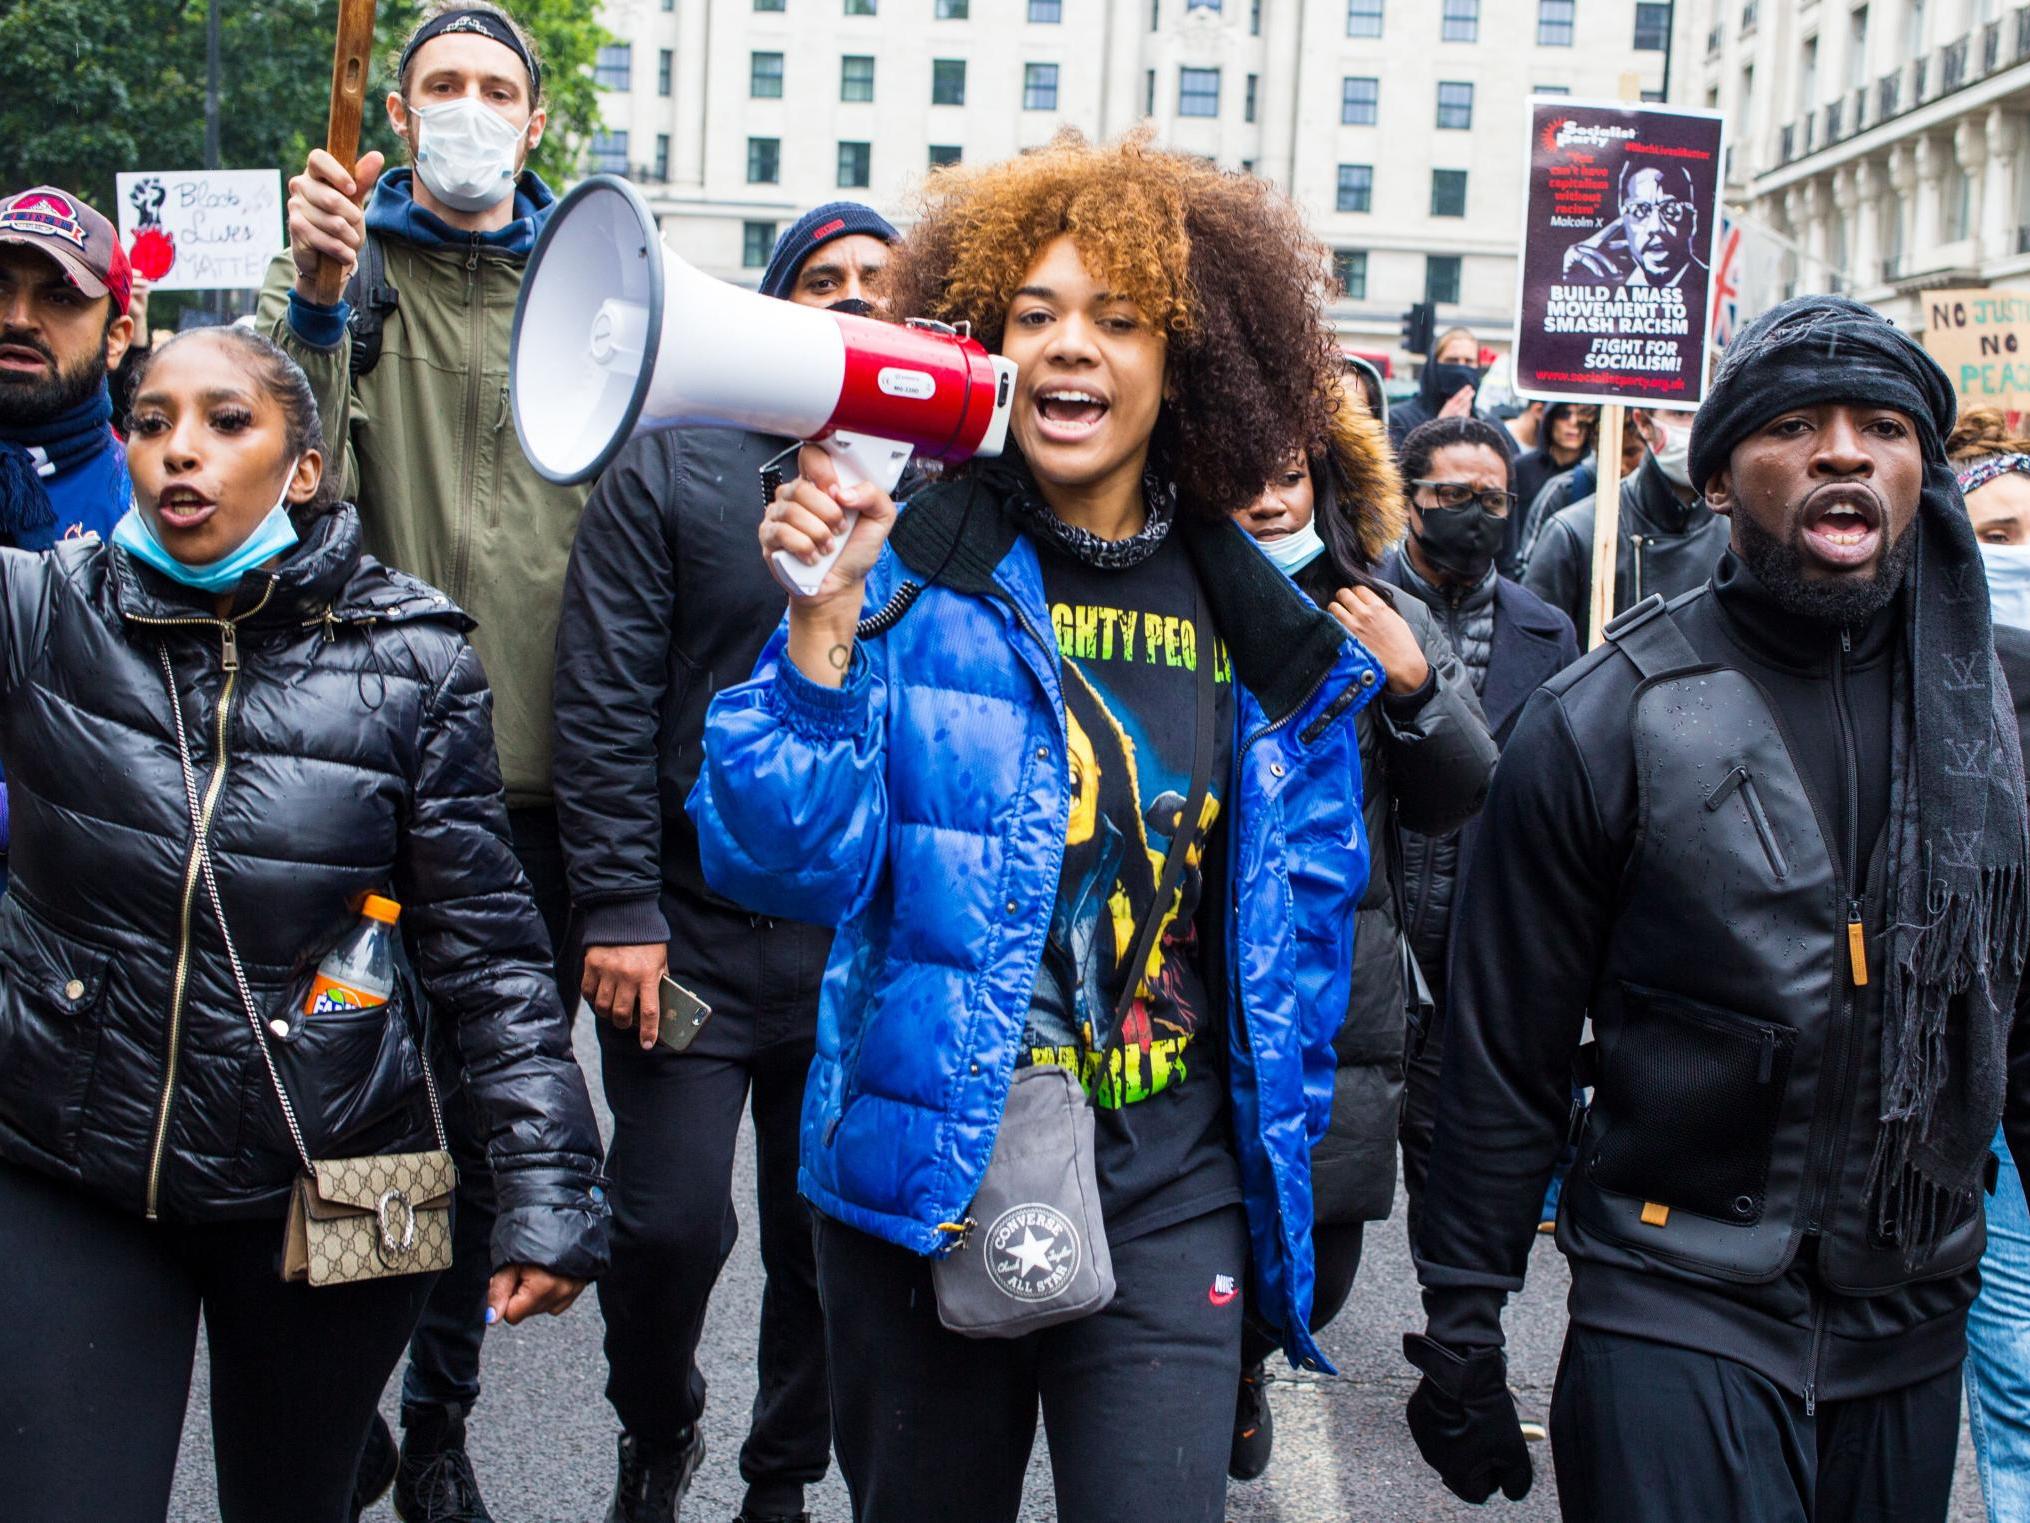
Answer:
510 175 1017 596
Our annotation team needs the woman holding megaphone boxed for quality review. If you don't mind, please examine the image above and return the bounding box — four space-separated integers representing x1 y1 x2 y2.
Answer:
0 326 608 1523
690 131 1383 1522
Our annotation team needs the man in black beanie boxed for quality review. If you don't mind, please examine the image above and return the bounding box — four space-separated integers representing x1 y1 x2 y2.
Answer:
553 200 899 1523
1402 294 2030 1519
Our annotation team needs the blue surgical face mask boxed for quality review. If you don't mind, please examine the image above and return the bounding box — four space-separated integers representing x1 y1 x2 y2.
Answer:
1980 541 2030 631
113 460 302 594
1255 518 1326 576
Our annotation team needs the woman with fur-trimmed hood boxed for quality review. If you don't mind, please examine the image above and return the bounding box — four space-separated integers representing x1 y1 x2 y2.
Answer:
1230 379 1500 1482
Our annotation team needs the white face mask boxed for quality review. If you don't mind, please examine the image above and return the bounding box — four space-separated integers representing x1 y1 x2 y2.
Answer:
1980 541 2030 631
1649 412 1694 488
1256 518 1326 575
412 98 526 213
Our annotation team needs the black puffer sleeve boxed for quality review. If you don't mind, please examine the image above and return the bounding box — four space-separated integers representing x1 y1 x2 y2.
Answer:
1378 603 1498 837
397 640 611 1279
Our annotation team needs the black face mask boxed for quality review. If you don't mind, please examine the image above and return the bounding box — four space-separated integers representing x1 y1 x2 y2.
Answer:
828 297 876 317
1421 361 1485 409
1412 502 1505 582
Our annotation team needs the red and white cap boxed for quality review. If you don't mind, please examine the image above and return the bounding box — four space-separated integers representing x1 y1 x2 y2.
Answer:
0 186 132 315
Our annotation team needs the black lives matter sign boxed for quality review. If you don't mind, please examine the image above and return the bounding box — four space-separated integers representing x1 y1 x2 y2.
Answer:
1512 100 1726 407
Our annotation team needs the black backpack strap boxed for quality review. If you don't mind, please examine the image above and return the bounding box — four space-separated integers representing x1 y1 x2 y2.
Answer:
345 231 399 381
1601 593 1702 682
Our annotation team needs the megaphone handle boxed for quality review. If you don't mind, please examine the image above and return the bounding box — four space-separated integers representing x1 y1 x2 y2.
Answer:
769 432 913 599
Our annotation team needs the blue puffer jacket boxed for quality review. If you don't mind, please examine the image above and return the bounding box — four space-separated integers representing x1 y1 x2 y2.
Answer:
688 479 1382 1370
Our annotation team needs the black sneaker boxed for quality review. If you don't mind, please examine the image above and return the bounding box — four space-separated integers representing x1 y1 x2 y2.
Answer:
732 1514 810 1523
1228 1361 1275 1481
394 1406 495 1523
352 1412 398 1521
607 1428 706 1523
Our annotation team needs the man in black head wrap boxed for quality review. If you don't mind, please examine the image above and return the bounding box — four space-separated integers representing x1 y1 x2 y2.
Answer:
1398 294 2030 1520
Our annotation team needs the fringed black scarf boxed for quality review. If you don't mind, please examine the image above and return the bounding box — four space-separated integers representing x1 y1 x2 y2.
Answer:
1691 296 2030 1264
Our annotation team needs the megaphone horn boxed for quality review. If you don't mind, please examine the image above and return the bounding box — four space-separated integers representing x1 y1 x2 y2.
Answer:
510 175 1017 595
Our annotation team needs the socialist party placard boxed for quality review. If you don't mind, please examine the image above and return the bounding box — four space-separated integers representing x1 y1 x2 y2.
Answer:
1512 100 1726 407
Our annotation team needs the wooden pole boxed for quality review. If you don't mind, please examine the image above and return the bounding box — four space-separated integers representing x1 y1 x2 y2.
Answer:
1588 404 1624 649
308 0 379 307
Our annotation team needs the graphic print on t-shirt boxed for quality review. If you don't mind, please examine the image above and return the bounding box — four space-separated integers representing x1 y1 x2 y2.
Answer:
1023 579 1233 1110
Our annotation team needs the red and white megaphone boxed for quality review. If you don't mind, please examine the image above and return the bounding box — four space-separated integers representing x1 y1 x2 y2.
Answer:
511 175 1017 595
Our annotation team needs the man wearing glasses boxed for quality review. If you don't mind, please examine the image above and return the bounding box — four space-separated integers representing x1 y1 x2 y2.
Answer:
1563 164 1709 290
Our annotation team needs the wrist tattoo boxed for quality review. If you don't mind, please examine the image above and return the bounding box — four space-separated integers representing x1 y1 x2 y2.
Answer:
828 642 851 672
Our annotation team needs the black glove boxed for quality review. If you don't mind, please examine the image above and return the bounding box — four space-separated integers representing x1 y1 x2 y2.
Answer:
1402 1332 1534 1504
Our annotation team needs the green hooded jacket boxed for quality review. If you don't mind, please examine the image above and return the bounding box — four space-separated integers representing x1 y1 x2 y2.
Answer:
257 170 585 807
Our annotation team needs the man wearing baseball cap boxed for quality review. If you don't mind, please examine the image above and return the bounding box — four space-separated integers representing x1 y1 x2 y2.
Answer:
0 185 137 896
550 200 898 1523
0 186 135 551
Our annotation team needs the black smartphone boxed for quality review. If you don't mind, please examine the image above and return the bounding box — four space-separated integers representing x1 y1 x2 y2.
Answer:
655 975 714 1053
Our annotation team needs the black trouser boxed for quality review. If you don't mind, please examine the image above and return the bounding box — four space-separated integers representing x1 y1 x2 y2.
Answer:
0 1158 435 1523
1239 1220 1365 1370
1400 1001 1445 1250
595 892 832 1517
399 803 574 1421
1549 1324 1962 1522
814 1203 1248 1523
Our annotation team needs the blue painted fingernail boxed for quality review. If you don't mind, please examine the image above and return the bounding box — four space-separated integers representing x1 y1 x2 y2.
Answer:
484 1307 497 1325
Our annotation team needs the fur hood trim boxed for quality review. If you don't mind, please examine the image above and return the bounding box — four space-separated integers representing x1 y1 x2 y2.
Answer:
1316 376 1406 566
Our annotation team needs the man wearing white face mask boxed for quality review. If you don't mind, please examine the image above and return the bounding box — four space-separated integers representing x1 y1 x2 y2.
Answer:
255 6 585 1521
1523 405 1730 637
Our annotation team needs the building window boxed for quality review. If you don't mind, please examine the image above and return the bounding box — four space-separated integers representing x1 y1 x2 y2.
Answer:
1535 83 1571 94
932 58 967 104
1334 249 1368 299
743 221 775 269
838 140 872 188
1030 0 1063 19
1436 80 1473 128
1442 0 1479 40
1431 168 1468 216
1179 66 1220 116
1251 0 1262 31
1145 67 1157 113
751 51 783 96
1187 0 1221 9
588 130 629 174
657 49 674 96
936 0 968 12
595 43 632 90
661 0 674 10
841 54 875 100
1633 0 1670 47
929 143 963 166
1346 0 1383 34
1336 163 1373 212
844 0 877 13
1245 72 1258 122
1341 75 1379 123
1537 0 1575 45
1151 0 1160 26
754 0 785 10
1426 253 1462 304
747 136 780 183
1024 62 1060 109
653 134 670 181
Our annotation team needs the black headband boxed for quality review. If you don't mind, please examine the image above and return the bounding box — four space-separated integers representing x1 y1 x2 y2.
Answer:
399 10 541 100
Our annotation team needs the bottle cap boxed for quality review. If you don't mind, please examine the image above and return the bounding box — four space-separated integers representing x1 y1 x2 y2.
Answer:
362 894 402 925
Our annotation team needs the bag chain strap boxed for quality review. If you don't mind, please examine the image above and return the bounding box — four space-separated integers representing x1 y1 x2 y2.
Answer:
155 642 450 1176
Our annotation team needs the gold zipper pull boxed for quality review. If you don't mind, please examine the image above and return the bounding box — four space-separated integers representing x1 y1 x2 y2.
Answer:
1847 898 1869 986
220 622 239 672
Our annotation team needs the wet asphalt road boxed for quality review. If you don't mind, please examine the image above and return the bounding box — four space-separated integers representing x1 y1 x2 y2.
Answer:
169 1007 1985 1522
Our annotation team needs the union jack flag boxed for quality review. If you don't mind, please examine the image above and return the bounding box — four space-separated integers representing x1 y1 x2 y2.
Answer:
1713 215 1742 348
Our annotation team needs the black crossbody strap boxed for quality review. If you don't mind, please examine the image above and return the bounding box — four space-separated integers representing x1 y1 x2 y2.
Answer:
1110 581 1218 1034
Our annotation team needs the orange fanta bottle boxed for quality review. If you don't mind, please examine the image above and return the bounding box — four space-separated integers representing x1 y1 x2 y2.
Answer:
303 894 401 1016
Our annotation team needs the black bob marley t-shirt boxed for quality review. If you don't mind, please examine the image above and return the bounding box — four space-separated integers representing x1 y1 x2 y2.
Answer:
1020 531 1242 1243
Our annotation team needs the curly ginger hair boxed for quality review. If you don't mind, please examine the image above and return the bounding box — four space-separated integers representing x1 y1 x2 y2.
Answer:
885 130 1345 522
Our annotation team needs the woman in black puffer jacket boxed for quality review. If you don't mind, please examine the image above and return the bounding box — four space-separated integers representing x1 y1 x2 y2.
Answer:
0 328 609 1523
1229 381 1498 1481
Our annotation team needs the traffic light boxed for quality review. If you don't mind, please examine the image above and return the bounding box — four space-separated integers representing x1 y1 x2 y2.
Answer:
1398 301 1436 358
